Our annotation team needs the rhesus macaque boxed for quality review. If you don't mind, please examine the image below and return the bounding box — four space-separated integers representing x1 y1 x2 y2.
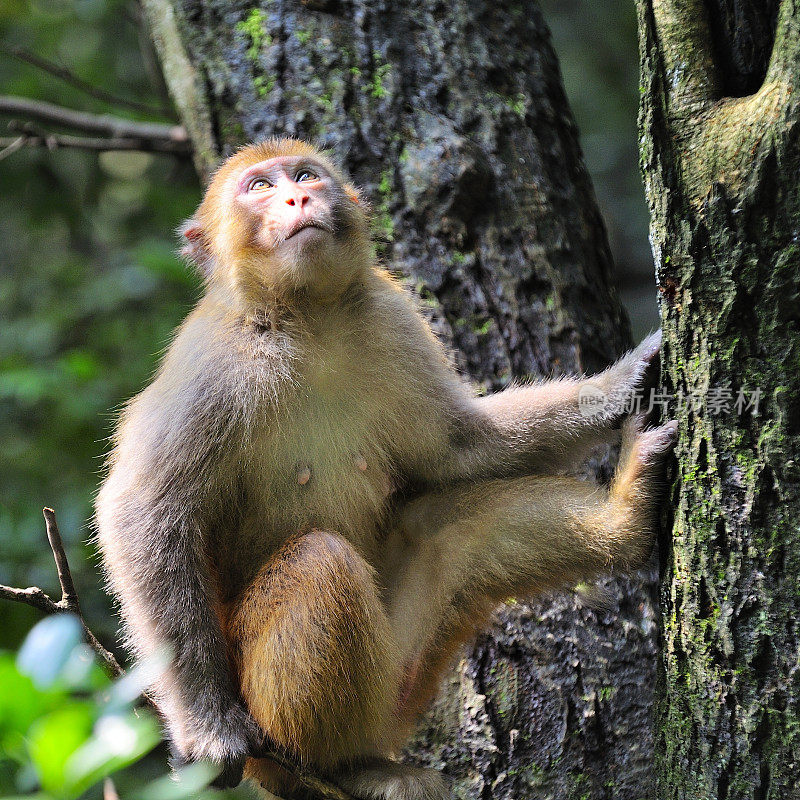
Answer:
95 139 675 800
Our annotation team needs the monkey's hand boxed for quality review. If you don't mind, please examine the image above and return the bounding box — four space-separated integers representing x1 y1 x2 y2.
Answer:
592 330 662 424
171 702 264 788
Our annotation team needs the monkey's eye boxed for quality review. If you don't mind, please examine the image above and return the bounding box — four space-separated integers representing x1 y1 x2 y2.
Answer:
248 177 272 192
295 170 318 183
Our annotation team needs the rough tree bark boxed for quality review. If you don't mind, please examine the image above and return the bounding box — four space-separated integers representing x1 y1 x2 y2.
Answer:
637 0 800 797
141 1 657 797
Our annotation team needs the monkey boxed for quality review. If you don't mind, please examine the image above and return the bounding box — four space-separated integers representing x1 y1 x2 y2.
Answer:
94 138 676 800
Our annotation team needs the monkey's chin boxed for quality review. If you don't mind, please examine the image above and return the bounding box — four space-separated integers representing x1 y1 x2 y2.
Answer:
280 226 334 267
284 223 328 244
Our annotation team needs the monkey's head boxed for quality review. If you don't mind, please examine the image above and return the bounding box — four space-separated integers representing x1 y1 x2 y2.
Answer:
181 139 372 304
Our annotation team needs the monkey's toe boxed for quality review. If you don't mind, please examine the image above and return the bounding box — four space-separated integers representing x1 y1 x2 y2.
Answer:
635 329 662 365
638 419 679 462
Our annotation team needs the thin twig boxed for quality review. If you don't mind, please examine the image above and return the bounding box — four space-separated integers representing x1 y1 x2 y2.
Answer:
0 95 189 145
254 743 355 800
1 46 166 116
0 130 191 157
0 582 61 614
0 508 127 678
0 135 25 160
43 508 80 611
0 508 356 800
41 508 124 678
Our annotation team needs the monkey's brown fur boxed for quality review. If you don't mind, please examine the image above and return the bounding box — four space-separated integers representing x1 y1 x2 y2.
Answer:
95 139 675 800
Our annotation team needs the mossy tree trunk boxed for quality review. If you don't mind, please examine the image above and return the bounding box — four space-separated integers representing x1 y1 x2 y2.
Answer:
142 1 657 796
637 0 800 797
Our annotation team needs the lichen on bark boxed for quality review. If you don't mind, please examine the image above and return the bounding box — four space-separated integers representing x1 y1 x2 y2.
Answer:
637 1 800 797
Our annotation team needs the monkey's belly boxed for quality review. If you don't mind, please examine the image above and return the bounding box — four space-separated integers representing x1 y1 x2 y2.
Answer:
212 447 396 602
209 359 425 601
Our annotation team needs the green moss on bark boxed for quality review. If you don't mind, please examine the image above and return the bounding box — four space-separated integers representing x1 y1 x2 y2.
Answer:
638 1 800 797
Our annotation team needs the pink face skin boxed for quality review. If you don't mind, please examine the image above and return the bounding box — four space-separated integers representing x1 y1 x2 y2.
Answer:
214 153 369 301
234 156 339 252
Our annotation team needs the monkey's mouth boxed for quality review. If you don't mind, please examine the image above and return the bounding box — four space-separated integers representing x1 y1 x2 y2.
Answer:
284 219 331 240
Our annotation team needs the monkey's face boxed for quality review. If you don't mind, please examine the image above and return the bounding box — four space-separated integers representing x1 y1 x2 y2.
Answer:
182 140 373 305
226 155 370 301
236 157 339 247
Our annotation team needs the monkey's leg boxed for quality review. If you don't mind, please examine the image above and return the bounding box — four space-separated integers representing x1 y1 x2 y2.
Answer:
227 531 415 796
384 416 677 722
230 530 451 800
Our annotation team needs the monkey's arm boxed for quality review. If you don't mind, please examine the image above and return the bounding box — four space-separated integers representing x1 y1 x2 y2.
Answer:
95 315 261 785
423 332 661 482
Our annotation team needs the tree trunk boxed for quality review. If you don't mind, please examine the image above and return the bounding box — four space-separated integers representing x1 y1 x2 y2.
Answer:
637 1 800 797
142 1 657 796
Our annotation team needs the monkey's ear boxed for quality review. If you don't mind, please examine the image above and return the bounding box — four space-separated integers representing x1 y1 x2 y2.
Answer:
178 218 214 280
344 183 363 205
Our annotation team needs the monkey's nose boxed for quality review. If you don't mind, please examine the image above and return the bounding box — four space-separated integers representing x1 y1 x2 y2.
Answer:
286 193 310 207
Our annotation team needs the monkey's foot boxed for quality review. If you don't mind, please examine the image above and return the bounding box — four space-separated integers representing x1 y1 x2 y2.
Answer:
335 759 450 800
170 702 264 789
611 414 678 526
619 414 678 475
596 330 663 422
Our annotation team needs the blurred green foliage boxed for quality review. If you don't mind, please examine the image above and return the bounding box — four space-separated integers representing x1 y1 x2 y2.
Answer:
0 614 237 799
0 0 202 650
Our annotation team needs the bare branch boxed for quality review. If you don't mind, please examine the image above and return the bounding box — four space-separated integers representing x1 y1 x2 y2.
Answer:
766 0 800 84
0 508 356 800
1 508 125 677
41 508 124 678
0 95 189 145
0 135 26 160
1 46 166 116
0 582 61 614
640 0 796 203
0 129 192 157
43 508 80 612
647 0 719 111
254 743 355 800
139 0 219 180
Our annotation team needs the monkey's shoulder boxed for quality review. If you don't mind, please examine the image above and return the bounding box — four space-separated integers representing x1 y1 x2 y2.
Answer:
110 305 275 461
163 300 298 393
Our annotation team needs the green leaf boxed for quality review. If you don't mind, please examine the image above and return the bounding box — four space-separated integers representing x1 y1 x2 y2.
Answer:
0 793 57 800
17 615 83 690
63 710 161 795
138 762 220 800
0 654 62 745
97 646 171 716
27 703 94 798
61 350 101 381
61 644 109 692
